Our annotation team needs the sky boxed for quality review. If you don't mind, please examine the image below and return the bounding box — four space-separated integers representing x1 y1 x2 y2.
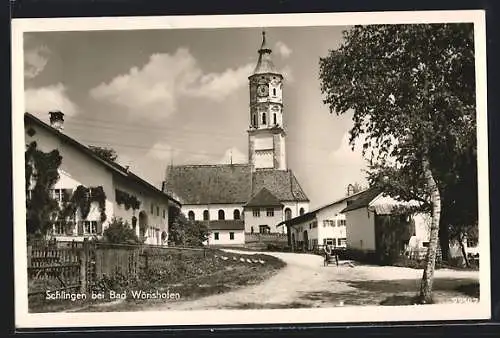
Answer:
24 26 371 209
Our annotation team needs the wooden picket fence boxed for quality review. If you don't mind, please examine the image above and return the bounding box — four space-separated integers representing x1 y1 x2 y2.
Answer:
27 239 208 298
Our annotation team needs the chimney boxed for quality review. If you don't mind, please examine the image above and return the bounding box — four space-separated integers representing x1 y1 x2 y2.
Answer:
49 111 64 131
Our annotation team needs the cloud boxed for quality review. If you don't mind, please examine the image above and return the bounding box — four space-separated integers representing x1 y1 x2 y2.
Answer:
25 83 78 119
329 131 368 166
24 45 51 79
275 41 292 59
280 65 294 83
218 147 247 164
145 141 180 162
90 48 253 122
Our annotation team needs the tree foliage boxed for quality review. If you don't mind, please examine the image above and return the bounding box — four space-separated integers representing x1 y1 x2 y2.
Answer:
319 23 477 302
25 141 62 240
89 146 118 162
168 209 209 247
102 217 140 244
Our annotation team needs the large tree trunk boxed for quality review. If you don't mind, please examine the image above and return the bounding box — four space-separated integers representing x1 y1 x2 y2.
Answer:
439 218 450 262
419 157 441 304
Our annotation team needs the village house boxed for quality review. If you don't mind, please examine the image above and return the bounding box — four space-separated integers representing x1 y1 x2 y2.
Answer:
340 188 432 262
279 188 366 252
25 111 181 245
162 31 310 244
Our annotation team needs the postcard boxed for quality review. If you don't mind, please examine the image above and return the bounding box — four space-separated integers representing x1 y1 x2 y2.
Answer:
12 10 490 329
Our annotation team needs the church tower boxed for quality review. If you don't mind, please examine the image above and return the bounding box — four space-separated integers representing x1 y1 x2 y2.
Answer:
248 31 287 171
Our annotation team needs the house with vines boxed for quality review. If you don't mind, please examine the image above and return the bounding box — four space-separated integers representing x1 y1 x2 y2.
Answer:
24 111 181 245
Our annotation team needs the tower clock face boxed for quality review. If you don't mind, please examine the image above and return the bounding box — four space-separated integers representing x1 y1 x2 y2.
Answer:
257 84 269 97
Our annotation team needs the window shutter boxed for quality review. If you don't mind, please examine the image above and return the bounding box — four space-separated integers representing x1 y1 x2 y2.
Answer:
77 221 83 235
96 221 103 235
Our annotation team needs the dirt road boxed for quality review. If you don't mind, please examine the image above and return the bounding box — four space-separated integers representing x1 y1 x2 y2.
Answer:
144 250 479 311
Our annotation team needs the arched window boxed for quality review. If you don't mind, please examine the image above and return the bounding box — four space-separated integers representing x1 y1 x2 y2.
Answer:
252 114 257 127
218 209 225 220
273 88 276 96
233 209 240 220
299 208 305 216
188 210 195 221
262 112 267 125
203 210 209 221
273 113 277 125
285 208 292 221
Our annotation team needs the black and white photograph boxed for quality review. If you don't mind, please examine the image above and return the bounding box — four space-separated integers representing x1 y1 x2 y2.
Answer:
12 10 490 328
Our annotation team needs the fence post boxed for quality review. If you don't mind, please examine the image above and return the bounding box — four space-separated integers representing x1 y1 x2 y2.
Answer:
27 245 32 268
79 239 89 293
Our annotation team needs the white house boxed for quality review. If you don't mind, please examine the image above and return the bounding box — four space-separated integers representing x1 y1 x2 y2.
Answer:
340 188 431 261
200 220 245 246
25 111 181 245
279 192 366 251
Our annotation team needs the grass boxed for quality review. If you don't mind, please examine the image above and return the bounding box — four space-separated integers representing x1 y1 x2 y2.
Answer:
29 249 286 313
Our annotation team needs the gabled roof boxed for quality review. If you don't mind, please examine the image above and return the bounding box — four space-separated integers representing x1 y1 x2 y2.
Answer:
252 169 309 202
164 165 309 205
24 112 181 207
196 220 245 231
245 187 283 207
340 188 383 213
279 189 369 227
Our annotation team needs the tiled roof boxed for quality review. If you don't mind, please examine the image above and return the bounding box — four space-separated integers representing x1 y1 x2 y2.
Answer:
164 165 309 205
340 188 382 213
245 187 283 207
252 169 309 202
24 113 181 207
164 164 253 205
196 220 245 231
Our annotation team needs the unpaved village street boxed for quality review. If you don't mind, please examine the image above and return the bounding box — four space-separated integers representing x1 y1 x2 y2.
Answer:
140 250 479 311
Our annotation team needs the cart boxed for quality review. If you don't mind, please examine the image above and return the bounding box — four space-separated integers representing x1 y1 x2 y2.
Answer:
323 248 339 267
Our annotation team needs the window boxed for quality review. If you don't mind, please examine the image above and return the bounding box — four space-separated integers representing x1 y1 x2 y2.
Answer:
323 220 334 227
188 211 195 221
83 221 98 234
284 208 292 221
218 210 225 220
229 232 235 240
262 112 267 125
299 208 305 215
339 238 347 246
266 208 274 217
50 188 71 202
233 209 241 220
253 209 260 217
309 223 312 229
150 204 154 214
312 221 318 228
259 225 270 234
253 114 257 127
54 221 66 235
203 210 210 221
337 219 346 227
273 113 277 125
156 206 160 216
162 209 166 219
273 88 276 96
214 232 219 240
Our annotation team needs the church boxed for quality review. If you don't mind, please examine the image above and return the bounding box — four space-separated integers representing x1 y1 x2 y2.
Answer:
162 32 310 245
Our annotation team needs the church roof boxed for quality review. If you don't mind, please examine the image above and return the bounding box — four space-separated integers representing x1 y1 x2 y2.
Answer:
196 220 245 231
252 31 279 75
163 164 309 205
245 187 283 208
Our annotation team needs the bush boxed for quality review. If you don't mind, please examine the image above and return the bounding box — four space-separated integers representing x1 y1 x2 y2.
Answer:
266 243 291 252
102 217 140 244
